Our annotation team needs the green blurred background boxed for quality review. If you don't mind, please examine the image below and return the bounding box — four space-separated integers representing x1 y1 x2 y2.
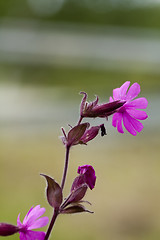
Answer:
0 1 160 240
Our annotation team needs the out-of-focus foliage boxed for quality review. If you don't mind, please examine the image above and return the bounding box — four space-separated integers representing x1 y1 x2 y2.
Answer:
0 1 160 240
0 0 160 29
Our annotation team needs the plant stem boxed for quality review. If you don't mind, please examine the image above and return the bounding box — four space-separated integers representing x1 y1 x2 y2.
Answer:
77 116 83 125
45 144 71 239
61 146 70 190
44 208 59 240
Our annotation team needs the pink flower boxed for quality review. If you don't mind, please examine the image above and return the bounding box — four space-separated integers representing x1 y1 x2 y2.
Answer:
109 81 148 136
17 205 49 240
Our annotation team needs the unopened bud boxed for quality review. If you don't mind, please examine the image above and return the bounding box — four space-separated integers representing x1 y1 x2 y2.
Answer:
80 92 125 118
0 223 19 236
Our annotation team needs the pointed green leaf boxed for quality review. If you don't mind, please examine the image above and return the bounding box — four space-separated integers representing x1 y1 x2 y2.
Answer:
41 174 63 208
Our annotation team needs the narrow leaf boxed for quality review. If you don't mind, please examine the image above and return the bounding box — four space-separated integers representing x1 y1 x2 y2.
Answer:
41 174 63 208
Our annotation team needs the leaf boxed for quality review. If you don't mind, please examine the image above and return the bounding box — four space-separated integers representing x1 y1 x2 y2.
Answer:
41 174 63 208
60 204 93 214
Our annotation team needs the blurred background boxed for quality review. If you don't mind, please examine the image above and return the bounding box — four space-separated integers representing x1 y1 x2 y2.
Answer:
0 0 160 240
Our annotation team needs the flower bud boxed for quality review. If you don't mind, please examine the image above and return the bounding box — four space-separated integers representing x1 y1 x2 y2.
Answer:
61 123 89 148
77 165 96 190
79 125 102 144
80 92 125 118
61 123 104 147
0 223 19 236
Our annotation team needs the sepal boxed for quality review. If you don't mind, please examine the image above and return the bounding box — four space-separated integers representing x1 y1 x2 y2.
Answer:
67 184 88 204
0 223 19 236
67 123 89 147
79 91 125 118
61 123 90 147
60 204 93 214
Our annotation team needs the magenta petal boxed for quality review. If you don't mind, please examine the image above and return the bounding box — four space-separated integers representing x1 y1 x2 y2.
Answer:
109 96 113 102
123 112 137 136
113 88 121 100
19 232 28 240
125 114 144 132
126 109 148 120
28 217 49 230
23 207 34 225
24 206 46 227
78 165 96 190
116 113 124 133
112 112 120 127
126 83 140 101
125 97 148 109
20 230 45 240
119 81 130 99
17 214 22 227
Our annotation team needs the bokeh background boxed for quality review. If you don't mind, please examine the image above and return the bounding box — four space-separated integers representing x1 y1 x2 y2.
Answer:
0 1 160 240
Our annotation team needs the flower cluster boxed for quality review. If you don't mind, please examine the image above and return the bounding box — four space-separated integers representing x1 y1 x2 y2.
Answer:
0 81 148 240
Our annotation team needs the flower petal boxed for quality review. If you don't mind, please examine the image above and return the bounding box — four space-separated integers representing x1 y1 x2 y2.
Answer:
126 109 148 120
125 114 144 132
109 96 113 102
20 230 45 240
24 206 46 227
119 81 130 99
123 112 137 136
113 88 121 100
125 97 148 109
28 217 49 230
126 83 140 101
112 112 120 127
19 232 28 240
17 214 22 227
23 207 34 225
78 165 96 190
117 113 124 133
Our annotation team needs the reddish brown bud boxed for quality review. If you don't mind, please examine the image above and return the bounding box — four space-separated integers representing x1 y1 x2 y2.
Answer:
80 92 125 118
61 123 89 147
0 223 19 236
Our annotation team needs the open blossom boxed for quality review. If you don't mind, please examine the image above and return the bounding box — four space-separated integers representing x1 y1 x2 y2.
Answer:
109 81 148 136
80 92 125 118
17 205 49 240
